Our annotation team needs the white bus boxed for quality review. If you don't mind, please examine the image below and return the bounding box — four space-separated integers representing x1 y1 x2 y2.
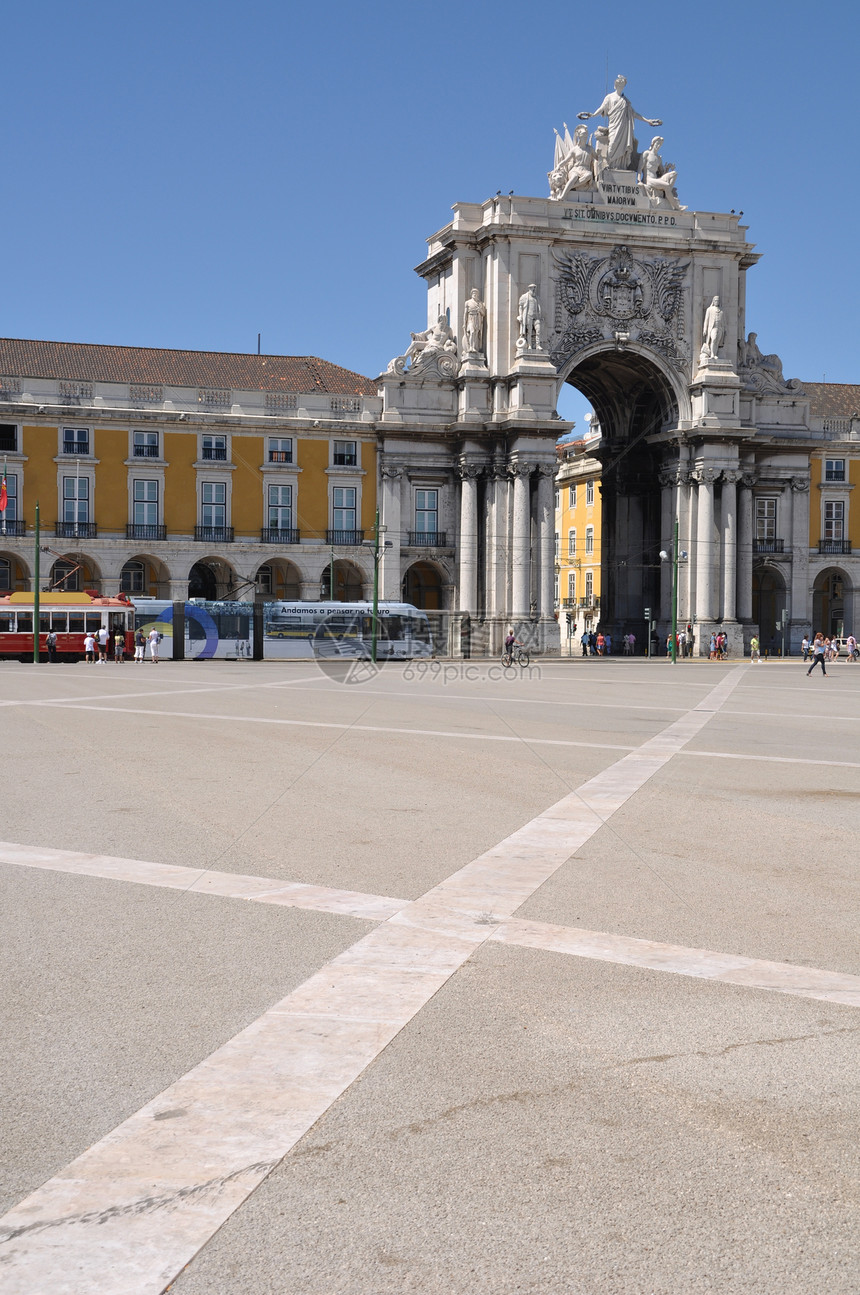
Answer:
264 601 433 660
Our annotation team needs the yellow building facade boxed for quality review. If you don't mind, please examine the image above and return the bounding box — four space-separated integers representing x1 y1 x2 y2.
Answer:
554 438 602 655
0 341 381 603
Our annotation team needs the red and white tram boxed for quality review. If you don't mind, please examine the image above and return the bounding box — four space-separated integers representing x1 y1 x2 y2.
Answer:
0 591 135 662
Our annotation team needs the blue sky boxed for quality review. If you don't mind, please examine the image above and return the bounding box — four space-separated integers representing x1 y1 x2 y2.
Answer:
5 0 859 432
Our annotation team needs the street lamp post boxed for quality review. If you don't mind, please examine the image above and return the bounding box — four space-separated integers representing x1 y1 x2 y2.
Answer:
362 508 390 665
660 520 686 666
33 502 41 664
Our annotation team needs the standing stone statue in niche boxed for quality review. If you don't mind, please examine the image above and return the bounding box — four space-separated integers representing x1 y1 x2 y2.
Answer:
517 284 543 351
700 296 726 363
462 289 487 356
638 137 685 210
577 75 662 172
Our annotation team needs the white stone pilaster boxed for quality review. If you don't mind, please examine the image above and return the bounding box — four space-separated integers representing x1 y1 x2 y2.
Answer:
658 469 674 621
457 462 480 615
380 465 402 601
695 469 717 622
511 462 532 619
536 465 555 618
721 471 739 621
789 475 811 647
737 472 755 622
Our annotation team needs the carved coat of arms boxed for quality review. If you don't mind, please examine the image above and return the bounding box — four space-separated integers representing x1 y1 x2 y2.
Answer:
551 244 689 371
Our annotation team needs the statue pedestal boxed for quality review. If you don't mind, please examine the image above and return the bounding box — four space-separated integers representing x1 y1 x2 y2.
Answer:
692 359 741 426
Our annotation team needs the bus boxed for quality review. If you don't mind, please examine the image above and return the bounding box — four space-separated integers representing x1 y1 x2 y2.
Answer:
263 601 433 660
0 591 135 662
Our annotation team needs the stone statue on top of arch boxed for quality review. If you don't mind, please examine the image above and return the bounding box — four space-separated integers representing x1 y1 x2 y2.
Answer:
577 74 661 173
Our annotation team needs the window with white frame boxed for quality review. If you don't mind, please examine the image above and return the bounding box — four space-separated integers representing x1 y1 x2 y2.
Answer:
567 572 576 601
133 430 159 458
333 440 357 467
333 486 356 530
586 479 594 506
825 500 845 540
52 560 81 591
554 489 559 511
268 483 293 530
415 489 438 533
568 484 577 508
0 557 10 590
202 434 227 461
568 528 576 556
825 459 846 482
585 525 594 555
755 497 777 540
2 473 17 520
0 424 17 453
585 570 594 602
63 476 89 522
268 437 293 464
63 427 89 455
201 481 226 527
256 564 273 594
133 480 158 526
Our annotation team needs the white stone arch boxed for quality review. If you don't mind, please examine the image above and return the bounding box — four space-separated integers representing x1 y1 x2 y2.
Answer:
556 339 692 431
48 552 103 593
253 557 301 600
401 557 450 610
120 553 172 598
812 565 853 639
187 555 238 601
0 550 31 592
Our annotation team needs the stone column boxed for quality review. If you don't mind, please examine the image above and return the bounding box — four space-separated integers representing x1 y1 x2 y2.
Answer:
721 471 739 621
695 468 717 622
536 465 555 619
658 468 675 622
457 462 480 615
737 471 756 622
678 467 694 625
380 464 402 601
789 475 811 649
510 462 532 619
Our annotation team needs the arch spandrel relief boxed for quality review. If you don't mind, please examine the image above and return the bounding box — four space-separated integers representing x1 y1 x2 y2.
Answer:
551 244 690 374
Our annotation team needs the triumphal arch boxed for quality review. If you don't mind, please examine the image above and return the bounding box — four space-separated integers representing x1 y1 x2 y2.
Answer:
376 75 814 656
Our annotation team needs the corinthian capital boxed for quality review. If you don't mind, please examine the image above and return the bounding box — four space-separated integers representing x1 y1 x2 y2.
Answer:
693 467 719 485
508 460 535 480
723 470 743 485
740 471 758 489
457 459 483 481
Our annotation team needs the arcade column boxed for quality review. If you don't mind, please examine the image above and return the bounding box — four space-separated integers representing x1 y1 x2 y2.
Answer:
536 465 555 619
721 471 740 622
380 464 403 601
737 471 756 623
510 462 532 620
457 462 480 616
694 468 718 623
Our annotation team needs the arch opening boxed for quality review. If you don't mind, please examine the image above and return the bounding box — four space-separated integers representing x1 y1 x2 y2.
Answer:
813 568 851 640
321 560 364 602
560 348 681 631
752 566 787 654
402 560 445 610
188 558 237 601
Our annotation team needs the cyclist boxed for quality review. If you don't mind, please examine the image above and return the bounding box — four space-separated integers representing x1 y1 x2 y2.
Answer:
503 629 519 665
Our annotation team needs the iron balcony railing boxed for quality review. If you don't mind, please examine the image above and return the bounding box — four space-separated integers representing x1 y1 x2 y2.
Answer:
194 525 234 542
62 442 89 455
126 523 167 541
201 446 227 461
0 519 26 536
326 529 364 545
753 538 785 553
55 521 97 538
819 539 852 554
268 450 293 463
561 597 577 609
133 444 160 458
261 527 301 544
0 433 17 453
407 531 447 547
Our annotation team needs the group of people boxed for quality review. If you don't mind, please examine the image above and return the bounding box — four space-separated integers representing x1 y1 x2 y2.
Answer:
579 630 636 656
664 627 695 658
802 633 858 677
708 631 729 660
82 627 162 664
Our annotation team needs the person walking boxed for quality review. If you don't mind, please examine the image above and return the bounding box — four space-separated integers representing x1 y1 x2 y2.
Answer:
96 625 109 663
84 632 96 664
604 632 612 656
750 634 761 664
628 631 636 656
596 632 605 656
846 632 858 663
806 634 827 678
580 630 589 657
114 630 125 663
46 629 57 663
801 634 810 662
148 626 160 663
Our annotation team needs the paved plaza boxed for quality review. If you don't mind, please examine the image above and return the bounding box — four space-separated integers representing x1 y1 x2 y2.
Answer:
0 655 859 1294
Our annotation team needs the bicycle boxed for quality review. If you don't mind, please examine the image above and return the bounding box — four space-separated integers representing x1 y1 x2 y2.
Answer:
501 645 530 668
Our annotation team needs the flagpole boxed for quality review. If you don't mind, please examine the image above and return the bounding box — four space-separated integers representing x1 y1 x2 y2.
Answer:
33 502 41 665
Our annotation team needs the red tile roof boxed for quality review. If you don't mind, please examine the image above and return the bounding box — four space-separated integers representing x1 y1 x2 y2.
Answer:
0 338 377 397
801 382 860 418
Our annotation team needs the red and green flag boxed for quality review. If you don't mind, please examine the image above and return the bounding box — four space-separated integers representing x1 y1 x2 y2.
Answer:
0 458 7 513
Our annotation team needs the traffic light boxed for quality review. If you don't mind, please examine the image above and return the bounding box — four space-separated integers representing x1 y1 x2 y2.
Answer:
643 606 651 622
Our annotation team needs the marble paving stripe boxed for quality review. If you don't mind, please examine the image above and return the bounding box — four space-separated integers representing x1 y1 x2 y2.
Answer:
24 701 639 752
681 749 860 770
0 669 747 1294
0 842 405 921
493 919 860 1008
0 674 323 709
